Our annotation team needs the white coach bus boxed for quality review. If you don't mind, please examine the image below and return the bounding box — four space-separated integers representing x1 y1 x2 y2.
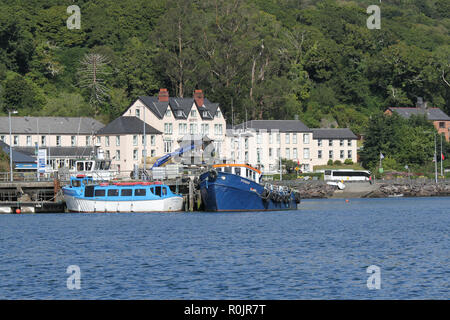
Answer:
324 169 371 182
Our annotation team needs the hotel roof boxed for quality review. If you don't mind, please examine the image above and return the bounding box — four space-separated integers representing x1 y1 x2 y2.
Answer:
311 128 358 139
234 120 311 132
95 116 161 135
387 107 450 121
0 117 104 135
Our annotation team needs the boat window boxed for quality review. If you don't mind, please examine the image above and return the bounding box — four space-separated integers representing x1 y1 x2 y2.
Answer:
94 189 106 197
135 189 146 196
77 162 84 171
234 167 241 176
224 167 232 173
84 186 94 197
121 189 132 196
72 179 81 187
154 186 162 197
325 170 332 176
107 189 119 197
86 161 93 171
246 169 251 178
162 187 167 196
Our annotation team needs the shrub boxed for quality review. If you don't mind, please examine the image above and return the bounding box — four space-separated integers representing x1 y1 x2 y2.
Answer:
333 160 342 165
327 159 333 166
344 158 353 165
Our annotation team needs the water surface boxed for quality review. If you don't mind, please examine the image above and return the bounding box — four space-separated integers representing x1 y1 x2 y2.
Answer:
0 197 448 299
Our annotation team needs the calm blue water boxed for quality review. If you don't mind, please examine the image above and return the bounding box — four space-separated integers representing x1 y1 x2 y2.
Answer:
0 197 448 299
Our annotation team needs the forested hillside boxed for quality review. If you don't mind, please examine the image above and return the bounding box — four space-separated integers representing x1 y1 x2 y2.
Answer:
0 0 449 134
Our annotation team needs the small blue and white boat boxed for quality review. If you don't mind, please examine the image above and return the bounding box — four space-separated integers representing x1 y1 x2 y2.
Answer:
62 175 184 213
199 164 300 212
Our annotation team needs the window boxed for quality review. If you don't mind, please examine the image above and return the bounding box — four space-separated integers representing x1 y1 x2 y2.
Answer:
269 148 273 158
142 135 147 145
190 123 198 134
86 136 92 146
115 150 120 160
13 136 19 146
285 148 290 159
214 124 223 135
244 138 249 149
96 136 101 145
276 133 280 144
133 149 138 160
340 139 344 147
94 189 106 197
107 189 119 197
26 136 31 146
179 123 187 135
56 136 61 146
277 148 280 158
133 135 138 146
257 133 262 144
164 123 173 134
190 109 197 117
245 151 249 162
116 136 120 146
303 133 310 144
0 136 4 141
348 139 352 147
348 150 352 159
215 109 221 118
340 150 344 159
151 149 156 157
41 136 46 146
439 122 445 128
164 141 172 153
105 136 109 147
121 189 132 196
318 139 322 147
303 148 309 159
201 124 209 135
329 139 333 147
285 133 290 144
318 150 322 159
257 148 262 163
177 110 183 117
154 186 162 197
165 109 171 117
293 148 298 159
329 150 333 159
135 109 140 118
135 189 146 196
269 133 273 144
202 111 209 118
105 150 110 159
293 133 297 144
150 135 155 146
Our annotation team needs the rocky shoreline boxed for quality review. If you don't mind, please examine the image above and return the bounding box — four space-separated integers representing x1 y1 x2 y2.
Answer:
271 180 450 199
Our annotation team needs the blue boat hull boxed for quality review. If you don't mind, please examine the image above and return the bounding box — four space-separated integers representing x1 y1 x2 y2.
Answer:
199 171 298 212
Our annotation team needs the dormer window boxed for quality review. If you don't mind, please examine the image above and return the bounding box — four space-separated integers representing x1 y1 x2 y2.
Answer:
177 110 183 117
216 110 221 118
203 111 208 118
165 109 171 117
190 109 197 117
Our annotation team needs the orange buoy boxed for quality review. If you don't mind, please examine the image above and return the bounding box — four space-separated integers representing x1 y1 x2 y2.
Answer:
15 208 21 214
345 199 349 203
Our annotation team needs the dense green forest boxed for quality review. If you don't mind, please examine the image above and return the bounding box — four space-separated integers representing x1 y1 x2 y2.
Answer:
0 0 449 135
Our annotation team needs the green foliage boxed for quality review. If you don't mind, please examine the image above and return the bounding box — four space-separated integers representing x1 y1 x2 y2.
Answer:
327 159 333 166
0 0 448 129
344 159 353 165
333 160 342 165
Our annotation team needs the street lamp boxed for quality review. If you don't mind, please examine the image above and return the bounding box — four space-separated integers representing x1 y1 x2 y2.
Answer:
8 109 18 182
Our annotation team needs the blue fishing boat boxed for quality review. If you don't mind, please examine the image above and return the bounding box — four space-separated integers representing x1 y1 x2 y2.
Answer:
198 164 300 212
62 175 184 213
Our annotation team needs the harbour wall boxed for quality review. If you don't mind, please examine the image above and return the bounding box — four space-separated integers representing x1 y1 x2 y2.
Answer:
272 180 450 199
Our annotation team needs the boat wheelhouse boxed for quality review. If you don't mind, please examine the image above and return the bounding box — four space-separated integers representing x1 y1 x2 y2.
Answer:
198 164 300 212
62 175 183 213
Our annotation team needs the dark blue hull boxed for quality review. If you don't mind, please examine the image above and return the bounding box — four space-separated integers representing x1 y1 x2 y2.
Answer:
199 171 298 212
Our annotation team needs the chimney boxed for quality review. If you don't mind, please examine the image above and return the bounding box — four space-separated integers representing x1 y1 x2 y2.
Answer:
158 88 169 102
194 89 204 107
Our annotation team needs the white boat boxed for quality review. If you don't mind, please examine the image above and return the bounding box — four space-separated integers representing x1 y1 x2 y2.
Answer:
62 176 184 213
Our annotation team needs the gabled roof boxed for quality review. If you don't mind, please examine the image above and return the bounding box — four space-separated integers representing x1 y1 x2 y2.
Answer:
387 107 450 121
0 117 104 134
234 120 311 132
135 96 220 120
311 128 357 140
96 116 161 135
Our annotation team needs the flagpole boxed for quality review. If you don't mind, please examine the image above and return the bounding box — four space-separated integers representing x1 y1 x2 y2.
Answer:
434 132 438 184
441 134 443 177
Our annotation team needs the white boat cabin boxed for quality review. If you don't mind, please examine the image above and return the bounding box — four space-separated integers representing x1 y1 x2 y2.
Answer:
212 164 262 183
